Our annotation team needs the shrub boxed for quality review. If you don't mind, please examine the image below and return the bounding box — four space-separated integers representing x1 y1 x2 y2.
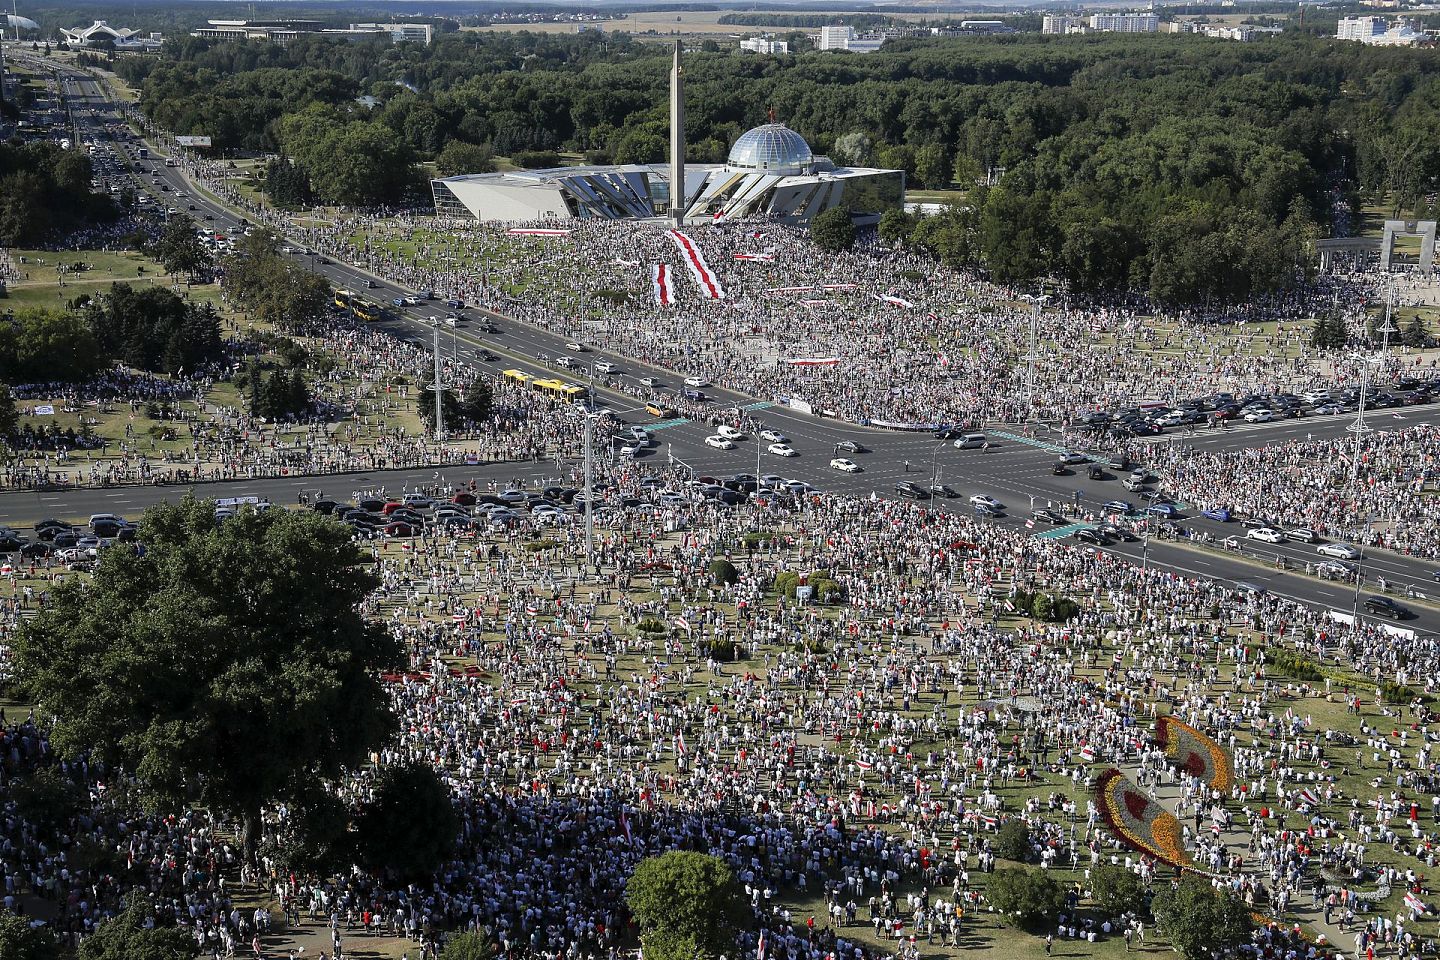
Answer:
523 539 562 552
994 819 1031 863
742 531 774 547
811 577 846 603
1011 590 1034 615
1271 651 1322 681
708 559 738 586
636 617 667 634
1031 593 1054 622
706 638 738 662
511 150 563 169
986 868 1064 929
774 572 800 598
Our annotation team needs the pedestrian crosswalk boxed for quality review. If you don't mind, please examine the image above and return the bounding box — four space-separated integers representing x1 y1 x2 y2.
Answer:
646 418 691 431
740 401 775 412
1031 522 1093 540
989 430 1070 455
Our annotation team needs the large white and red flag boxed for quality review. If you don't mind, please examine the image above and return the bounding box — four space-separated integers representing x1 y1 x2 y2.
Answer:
667 230 726 300
652 264 674 307
733 252 774 262
506 228 571 237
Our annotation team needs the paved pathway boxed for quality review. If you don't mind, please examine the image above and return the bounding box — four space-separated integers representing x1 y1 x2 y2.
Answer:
1128 766 1354 952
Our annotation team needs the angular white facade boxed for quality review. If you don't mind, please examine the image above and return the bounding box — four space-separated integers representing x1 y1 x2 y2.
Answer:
431 124 904 227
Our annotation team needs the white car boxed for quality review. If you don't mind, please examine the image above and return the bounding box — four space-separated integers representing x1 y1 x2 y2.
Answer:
705 435 735 450
969 495 1003 510
1060 451 1087 465
830 457 860 473
639 376 659 388
594 360 617 374
1246 527 1285 544
1317 542 1361 561
760 429 788 443
684 376 708 388
768 443 797 457
618 444 640 457
565 341 588 352
555 356 576 368
717 425 745 440
403 296 420 305
1243 409 1275 423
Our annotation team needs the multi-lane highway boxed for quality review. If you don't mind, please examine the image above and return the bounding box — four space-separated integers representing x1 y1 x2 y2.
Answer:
15 50 1440 636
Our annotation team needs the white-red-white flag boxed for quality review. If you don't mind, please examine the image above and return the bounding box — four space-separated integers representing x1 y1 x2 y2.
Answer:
652 264 674 307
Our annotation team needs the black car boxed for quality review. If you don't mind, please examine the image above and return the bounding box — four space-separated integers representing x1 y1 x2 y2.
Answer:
894 481 929 500
478 349 499 362
935 427 964 441
835 440 867 454
929 483 958 498
311 499 339 515
1087 464 1107 481
1364 596 1411 619
19 541 52 559
1071 527 1109 545
1052 461 1069 476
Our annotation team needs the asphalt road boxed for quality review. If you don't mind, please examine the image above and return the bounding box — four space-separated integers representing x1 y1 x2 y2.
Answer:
16 53 1440 637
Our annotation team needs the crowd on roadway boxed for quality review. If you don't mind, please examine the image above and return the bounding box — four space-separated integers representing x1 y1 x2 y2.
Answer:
1148 425 1440 560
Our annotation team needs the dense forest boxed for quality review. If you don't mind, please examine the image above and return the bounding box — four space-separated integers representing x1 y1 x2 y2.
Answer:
0 141 118 245
115 31 1440 302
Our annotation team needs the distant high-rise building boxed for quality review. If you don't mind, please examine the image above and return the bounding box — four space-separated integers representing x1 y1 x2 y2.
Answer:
818 25 853 49
1088 13 1159 33
1042 14 1080 34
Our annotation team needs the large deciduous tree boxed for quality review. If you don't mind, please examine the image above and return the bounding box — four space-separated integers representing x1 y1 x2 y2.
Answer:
625 851 748 960
15 497 400 864
1151 874 1252 960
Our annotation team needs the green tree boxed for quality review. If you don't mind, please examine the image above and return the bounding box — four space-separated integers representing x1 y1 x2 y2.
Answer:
1090 863 1147 917
0 309 106 383
833 132 873 167
985 868 1065 929
1151 874 1253 960
418 373 464 434
354 762 460 884
436 140 496 177
440 932 496 960
15 497 401 864
1312 312 1348 350
995 819 1031 862
1404 313 1431 347
0 382 18 439
877 209 916 246
77 896 195 960
810 207 855 253
708 558 738 586
154 216 212 279
461 376 494 424
0 914 61 960
626 851 748 960
913 143 953 190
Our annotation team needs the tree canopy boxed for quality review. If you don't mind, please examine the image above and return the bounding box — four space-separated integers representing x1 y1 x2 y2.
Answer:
15 497 400 862
625 851 748 960
1151 874 1253 960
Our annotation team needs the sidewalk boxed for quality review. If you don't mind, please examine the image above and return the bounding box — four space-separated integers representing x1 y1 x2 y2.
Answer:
1128 766 1354 952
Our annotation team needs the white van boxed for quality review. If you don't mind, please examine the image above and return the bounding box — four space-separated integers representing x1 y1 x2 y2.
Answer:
953 433 987 450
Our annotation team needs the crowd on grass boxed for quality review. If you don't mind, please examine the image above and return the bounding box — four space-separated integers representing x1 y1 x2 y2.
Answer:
2 447 1440 958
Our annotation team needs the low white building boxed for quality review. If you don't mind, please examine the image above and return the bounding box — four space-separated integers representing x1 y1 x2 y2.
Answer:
1336 15 1422 44
432 123 904 226
739 36 788 54
816 25 885 52
1042 15 1084 34
60 20 163 49
348 22 434 44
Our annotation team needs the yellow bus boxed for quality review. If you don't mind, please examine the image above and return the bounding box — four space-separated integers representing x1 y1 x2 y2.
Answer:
503 369 533 389
334 289 354 311
531 378 589 403
352 300 381 322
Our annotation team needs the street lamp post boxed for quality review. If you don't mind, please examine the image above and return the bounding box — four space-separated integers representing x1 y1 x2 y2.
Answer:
1348 352 1381 485
1352 516 1374 628
1021 294 1050 425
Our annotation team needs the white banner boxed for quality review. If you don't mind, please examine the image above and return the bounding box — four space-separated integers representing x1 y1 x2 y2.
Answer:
783 357 841 366
652 264 673 307
32 405 54 415
788 398 813 415
666 230 726 300
175 135 211 147
507 228 571 237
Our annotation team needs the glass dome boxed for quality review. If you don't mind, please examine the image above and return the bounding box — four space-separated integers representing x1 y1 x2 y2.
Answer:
726 124 814 175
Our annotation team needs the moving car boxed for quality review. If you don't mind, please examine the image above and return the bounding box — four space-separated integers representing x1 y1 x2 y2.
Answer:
760 429 788 443
1317 543 1361 560
835 440 867 454
565 341 587 352
1072 527 1108 545
969 495 1003 510
830 458 861 473
684 376 708 388
1201 507 1232 523
767 443 796 457
1364 596 1411 619
1102 500 1133 514
1032 508 1066 524
1246 527 1285 544
929 484 958 498
639 376 659 388
705 435 735 450
716 425 745 440
895 481 929 500
1060 451 1088 465
1285 528 1319 544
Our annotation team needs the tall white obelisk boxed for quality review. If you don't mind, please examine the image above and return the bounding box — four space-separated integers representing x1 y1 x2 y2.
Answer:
669 39 685 226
